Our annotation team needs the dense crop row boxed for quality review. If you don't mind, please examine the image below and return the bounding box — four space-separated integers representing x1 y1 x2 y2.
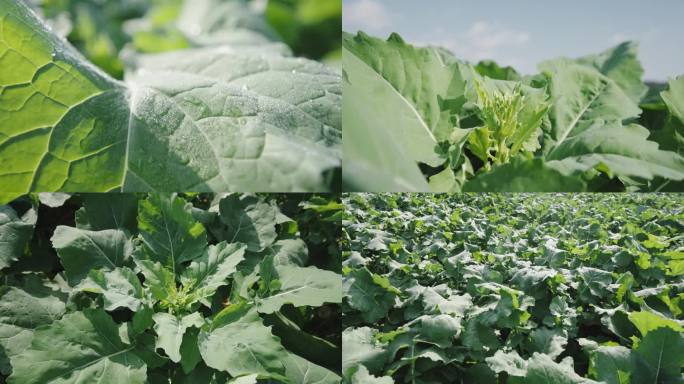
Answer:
342 193 684 383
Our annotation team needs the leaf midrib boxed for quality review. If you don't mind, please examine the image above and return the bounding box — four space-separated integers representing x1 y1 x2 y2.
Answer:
549 81 606 157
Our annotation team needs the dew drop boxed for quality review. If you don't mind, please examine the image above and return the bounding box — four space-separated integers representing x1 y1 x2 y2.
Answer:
291 69 297 74
241 85 249 92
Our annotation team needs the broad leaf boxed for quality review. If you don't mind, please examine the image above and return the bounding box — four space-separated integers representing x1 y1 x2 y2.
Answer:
181 242 246 300
0 283 66 375
216 194 277 252
75 193 139 232
575 41 648 103
0 205 35 270
342 44 430 192
137 194 207 269
152 312 203 363
662 76 684 125
51 226 132 284
198 303 288 378
79 267 145 311
257 263 342 314
632 327 684 384
0 0 340 202
8 309 147 384
343 268 397 323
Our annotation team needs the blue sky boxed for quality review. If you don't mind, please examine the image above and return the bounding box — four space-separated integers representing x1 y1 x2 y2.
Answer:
342 0 684 81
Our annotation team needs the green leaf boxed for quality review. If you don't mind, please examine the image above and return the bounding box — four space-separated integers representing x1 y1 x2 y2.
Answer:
463 158 586 192
527 327 567 359
342 327 388 377
0 283 66 376
257 263 342 314
662 76 684 125
79 267 145 311
51 226 132 284
523 353 598 383
280 353 341 384
349 365 394 384
216 194 277 252
198 303 288 378
632 327 684 384
138 194 207 269
75 193 140 231
486 350 528 377
0 205 35 270
540 60 641 150
546 121 684 181
341 31 469 191
0 0 340 201
152 312 204 363
575 41 648 103
343 267 397 323
475 60 521 81
414 314 460 348
8 309 146 384
540 60 684 181
341 43 431 191
628 311 684 336
136 259 176 303
181 242 247 301
588 345 632 384
343 31 465 154
179 327 203 374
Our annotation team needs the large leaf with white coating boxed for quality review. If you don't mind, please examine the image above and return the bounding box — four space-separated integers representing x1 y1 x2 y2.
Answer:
0 0 340 203
631 327 684 384
281 353 342 384
0 283 66 376
257 264 342 314
343 32 465 148
216 194 277 252
8 309 147 384
540 60 640 150
343 267 397 323
342 44 430 192
662 76 684 125
540 61 684 181
575 42 648 103
0 205 35 270
79 267 145 311
152 312 204 363
51 226 132 284
137 194 207 270
198 303 288 378
180 242 246 300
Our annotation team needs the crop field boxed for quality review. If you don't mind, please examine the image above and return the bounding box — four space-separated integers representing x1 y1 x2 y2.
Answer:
343 31 684 192
0 193 342 383
342 193 684 383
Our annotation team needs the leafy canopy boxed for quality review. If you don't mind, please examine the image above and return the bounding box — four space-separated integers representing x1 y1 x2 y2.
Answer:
342 193 684 383
0 192 343 383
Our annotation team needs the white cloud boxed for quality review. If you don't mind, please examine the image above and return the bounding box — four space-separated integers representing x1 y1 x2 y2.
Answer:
344 0 392 31
413 21 533 73
463 21 530 60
